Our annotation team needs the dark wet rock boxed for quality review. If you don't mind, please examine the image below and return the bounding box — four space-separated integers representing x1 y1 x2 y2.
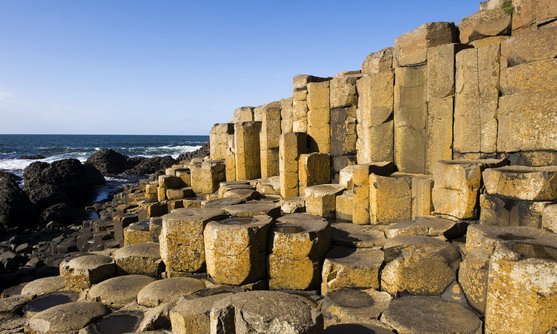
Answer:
177 142 209 162
19 154 47 160
86 149 133 175
124 156 176 176
0 174 36 231
0 171 22 184
40 203 84 225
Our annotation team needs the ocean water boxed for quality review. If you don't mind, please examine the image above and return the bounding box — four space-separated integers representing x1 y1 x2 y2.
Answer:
0 134 208 177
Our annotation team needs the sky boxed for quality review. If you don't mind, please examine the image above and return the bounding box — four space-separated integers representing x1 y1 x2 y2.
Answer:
0 1 479 136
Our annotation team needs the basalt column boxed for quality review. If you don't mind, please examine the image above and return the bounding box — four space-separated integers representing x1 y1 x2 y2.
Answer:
255 102 281 178
234 121 262 181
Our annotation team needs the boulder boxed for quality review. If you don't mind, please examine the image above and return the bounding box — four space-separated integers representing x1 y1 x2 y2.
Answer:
137 277 206 307
87 275 156 309
113 243 163 276
380 296 482 333
27 301 108 334
125 156 177 176
86 149 132 175
209 291 323 334
0 173 36 230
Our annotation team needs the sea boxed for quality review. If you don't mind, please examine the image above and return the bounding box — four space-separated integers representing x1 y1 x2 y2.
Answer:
0 134 208 202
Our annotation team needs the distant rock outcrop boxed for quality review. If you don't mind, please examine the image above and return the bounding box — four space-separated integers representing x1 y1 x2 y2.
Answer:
86 149 133 175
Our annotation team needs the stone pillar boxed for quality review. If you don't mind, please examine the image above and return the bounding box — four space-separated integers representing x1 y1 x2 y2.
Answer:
298 153 330 195
279 132 307 198
255 102 281 178
292 75 330 133
330 71 360 158
280 97 294 134
234 121 262 181
225 131 236 182
307 80 331 153
190 160 226 194
233 106 254 123
209 123 234 161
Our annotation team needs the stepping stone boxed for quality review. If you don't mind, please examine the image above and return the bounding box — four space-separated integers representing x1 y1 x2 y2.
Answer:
305 184 345 219
322 289 392 326
483 165 557 201
124 221 152 245
321 247 384 294
202 197 245 208
59 254 116 291
380 296 482 334
459 224 557 314
0 294 33 314
209 291 323 334
383 216 467 240
170 293 233 334
160 208 228 276
149 217 163 242
330 223 385 249
22 291 79 317
217 181 252 197
269 213 331 290
324 322 394 334
223 202 281 218
204 215 272 285
381 236 461 295
114 243 163 277
166 187 195 200
27 301 108 334
21 276 65 296
87 275 156 309
80 310 144 334
137 277 206 307
222 188 261 201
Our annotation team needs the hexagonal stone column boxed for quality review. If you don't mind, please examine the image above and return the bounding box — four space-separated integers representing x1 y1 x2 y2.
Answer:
113 243 163 277
305 184 345 219
268 213 331 290
234 121 262 181
209 291 323 333
86 275 155 309
59 254 116 291
137 277 206 307
204 215 272 285
483 165 557 201
160 208 227 276
170 293 233 334
124 221 152 245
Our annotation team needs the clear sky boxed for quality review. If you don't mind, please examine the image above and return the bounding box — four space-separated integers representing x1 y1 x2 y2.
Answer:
0 1 478 135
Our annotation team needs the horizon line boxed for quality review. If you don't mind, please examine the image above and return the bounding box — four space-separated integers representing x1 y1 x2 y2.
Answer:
0 133 209 137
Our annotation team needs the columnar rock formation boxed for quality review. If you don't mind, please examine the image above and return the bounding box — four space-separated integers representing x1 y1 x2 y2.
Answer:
2 0 556 333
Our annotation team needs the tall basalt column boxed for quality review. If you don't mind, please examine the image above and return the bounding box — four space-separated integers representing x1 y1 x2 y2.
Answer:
255 101 281 178
330 71 360 159
234 121 262 181
307 80 331 154
292 75 330 134
279 132 307 198
209 123 234 161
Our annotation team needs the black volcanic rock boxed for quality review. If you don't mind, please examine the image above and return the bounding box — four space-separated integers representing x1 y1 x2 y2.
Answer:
124 155 176 175
86 149 133 175
23 159 106 213
18 154 46 160
177 142 210 161
0 173 36 231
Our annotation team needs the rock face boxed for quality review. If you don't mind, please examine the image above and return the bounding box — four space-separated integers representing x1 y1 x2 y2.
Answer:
0 173 36 230
86 149 132 175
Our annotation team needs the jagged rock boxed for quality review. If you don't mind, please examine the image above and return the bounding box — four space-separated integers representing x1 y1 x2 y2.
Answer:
322 289 392 326
204 216 271 285
60 254 116 291
137 277 206 307
321 247 384 294
380 296 482 333
269 214 331 290
170 293 233 334
113 243 163 276
21 276 64 296
209 291 323 334
384 216 467 240
27 301 108 333
483 165 557 201
87 275 155 308
361 48 393 75
86 149 132 175
0 173 36 230
125 156 177 176
381 236 461 295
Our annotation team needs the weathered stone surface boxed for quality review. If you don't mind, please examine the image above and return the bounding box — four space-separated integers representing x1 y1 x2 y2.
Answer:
497 93 557 152
257 102 282 178
225 134 236 182
234 121 262 181
210 123 234 161
394 22 458 66
22 291 79 317
356 71 395 164
361 48 393 75
280 132 308 198
27 301 108 334
335 190 354 221
305 184 345 219
80 310 144 334
166 187 194 200
330 223 386 249
137 277 206 307
330 73 358 109
511 0 557 31
322 289 392 327
321 247 384 294
330 106 357 157
324 322 394 334
0 294 33 314
223 202 281 218
394 65 427 174
170 293 233 334
454 45 500 154
160 208 227 275
369 173 412 225
87 275 155 309
60 254 116 291
411 174 434 218
281 97 294 133
233 106 254 123
543 204 557 233
501 27 557 67
124 221 152 246
480 195 554 228
190 160 226 194
380 296 482 334
113 243 163 277
381 236 461 295
384 216 467 239
269 214 331 290
158 175 186 189
205 215 271 285
483 165 557 201
459 7 511 44
485 237 557 333
307 81 331 153
432 159 508 219
21 276 64 296
209 291 323 334
280 196 305 214
299 153 330 195
500 58 557 95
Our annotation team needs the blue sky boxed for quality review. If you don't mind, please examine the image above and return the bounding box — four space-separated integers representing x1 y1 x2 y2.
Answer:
0 1 478 135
